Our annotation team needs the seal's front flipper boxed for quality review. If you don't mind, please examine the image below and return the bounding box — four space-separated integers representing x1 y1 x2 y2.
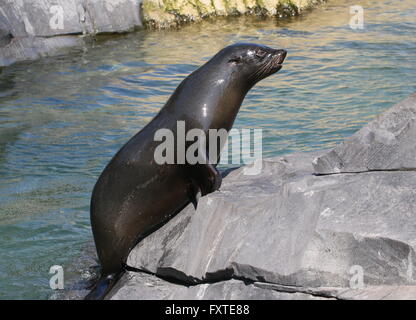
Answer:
188 163 222 196
84 272 123 300
202 163 222 195
190 188 201 209
187 179 201 209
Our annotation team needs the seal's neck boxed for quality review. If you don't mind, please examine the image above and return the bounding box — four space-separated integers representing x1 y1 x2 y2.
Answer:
162 66 250 131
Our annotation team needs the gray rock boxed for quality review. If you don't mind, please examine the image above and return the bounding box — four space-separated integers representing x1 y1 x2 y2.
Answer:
107 272 179 300
107 271 416 300
0 36 84 67
103 95 416 300
336 286 416 300
254 282 416 300
80 0 142 35
107 271 332 300
0 0 142 66
0 19 12 47
179 280 329 300
0 30 12 47
313 93 416 174
127 149 416 291
0 0 142 37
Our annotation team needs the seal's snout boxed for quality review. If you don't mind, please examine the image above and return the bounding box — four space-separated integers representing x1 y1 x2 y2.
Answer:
274 49 287 64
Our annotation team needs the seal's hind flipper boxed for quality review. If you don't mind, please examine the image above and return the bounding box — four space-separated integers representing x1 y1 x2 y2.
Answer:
84 272 123 300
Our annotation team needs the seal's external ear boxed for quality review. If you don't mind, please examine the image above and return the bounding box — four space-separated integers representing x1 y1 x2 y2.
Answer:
228 56 242 64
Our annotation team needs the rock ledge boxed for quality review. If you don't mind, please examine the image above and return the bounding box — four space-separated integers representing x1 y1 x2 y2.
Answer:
108 94 416 300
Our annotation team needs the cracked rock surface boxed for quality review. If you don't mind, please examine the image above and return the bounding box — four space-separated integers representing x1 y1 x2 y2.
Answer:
107 272 332 300
108 94 416 300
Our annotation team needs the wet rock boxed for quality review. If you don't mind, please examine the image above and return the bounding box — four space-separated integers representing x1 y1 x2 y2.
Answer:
313 94 416 174
50 241 99 300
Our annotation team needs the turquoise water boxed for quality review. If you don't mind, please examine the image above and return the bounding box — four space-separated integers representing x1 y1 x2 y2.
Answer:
0 0 415 299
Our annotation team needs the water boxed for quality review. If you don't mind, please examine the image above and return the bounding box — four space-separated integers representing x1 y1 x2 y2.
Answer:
0 0 415 299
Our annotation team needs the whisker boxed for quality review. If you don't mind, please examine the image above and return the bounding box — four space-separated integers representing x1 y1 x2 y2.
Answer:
250 60 269 80
250 57 274 82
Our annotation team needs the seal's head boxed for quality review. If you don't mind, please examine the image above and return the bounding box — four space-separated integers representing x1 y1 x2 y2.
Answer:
208 43 287 89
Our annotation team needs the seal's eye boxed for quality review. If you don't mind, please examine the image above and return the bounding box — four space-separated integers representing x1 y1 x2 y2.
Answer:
256 50 267 58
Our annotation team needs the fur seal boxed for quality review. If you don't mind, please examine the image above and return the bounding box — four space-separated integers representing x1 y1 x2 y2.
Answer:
86 43 287 299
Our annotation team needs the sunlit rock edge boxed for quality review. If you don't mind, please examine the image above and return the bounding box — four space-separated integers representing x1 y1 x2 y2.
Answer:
142 0 325 29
